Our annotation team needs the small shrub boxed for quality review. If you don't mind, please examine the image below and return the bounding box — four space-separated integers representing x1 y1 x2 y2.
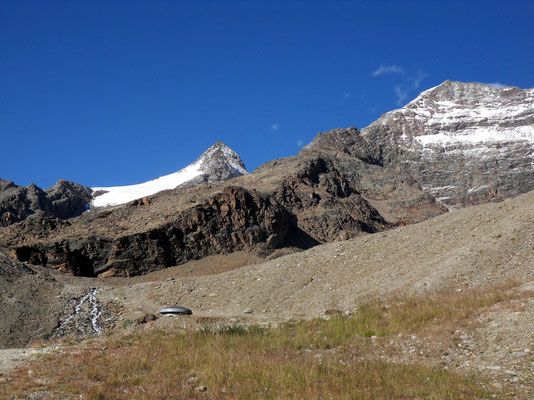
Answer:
218 324 247 335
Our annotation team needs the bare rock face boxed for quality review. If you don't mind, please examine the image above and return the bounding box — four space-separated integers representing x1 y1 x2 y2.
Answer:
45 179 93 219
360 81 534 207
96 186 295 276
264 153 444 242
0 180 50 227
7 186 298 277
0 179 92 227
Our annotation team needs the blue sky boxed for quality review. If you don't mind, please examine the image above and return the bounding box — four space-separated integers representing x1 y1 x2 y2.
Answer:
1 0 533 188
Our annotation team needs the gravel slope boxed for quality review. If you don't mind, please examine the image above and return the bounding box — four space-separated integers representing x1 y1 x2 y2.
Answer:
103 189 534 324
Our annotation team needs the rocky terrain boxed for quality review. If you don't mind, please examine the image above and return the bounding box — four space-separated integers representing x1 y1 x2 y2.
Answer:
0 249 96 348
1 80 534 398
0 179 92 227
306 81 534 208
7 187 532 336
3 82 533 278
2 188 534 398
1 80 533 347
102 188 534 324
0 149 444 277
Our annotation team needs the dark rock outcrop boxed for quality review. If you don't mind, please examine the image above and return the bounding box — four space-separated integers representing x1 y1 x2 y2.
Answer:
5 186 302 277
45 179 93 219
97 186 296 276
290 146 446 240
0 179 92 227
0 180 50 227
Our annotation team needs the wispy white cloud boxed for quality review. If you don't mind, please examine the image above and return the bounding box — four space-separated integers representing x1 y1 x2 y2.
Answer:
393 85 409 106
371 64 404 77
296 139 304 147
393 70 429 106
270 123 280 131
343 93 351 99
411 71 428 89
477 82 508 89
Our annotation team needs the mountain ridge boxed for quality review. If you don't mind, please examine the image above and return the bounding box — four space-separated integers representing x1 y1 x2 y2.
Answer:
0 147 444 277
0 179 93 227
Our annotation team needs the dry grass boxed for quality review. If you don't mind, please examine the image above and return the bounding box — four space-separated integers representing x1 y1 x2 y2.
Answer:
2 283 520 400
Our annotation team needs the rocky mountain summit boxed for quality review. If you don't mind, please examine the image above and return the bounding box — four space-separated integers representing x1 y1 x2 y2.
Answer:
91 142 248 207
0 179 93 227
364 81 534 207
182 141 248 186
306 81 534 207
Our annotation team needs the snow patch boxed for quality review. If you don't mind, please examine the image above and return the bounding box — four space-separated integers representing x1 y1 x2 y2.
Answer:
416 126 534 147
92 161 203 207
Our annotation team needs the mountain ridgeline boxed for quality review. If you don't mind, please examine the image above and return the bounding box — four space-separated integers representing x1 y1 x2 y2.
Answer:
1 81 533 277
0 179 93 227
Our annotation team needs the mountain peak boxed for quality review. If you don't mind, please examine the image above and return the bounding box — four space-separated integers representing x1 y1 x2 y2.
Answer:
412 80 529 106
91 142 248 208
362 80 534 208
196 142 248 176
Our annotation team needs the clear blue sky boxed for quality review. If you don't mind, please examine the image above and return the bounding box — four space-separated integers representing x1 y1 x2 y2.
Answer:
1 0 533 188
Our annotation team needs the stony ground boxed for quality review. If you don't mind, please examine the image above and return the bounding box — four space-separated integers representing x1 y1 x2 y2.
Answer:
364 282 534 399
102 189 534 325
2 190 534 397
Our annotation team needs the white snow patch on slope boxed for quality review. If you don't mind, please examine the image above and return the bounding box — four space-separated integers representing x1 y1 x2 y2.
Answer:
92 161 203 207
416 126 534 147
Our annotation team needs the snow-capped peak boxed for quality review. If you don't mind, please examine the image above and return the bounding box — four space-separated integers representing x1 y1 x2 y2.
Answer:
91 142 248 208
367 80 534 147
407 80 523 108
361 80 534 207
196 141 248 176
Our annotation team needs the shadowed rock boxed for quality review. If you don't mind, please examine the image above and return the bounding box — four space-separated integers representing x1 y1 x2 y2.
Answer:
0 179 92 227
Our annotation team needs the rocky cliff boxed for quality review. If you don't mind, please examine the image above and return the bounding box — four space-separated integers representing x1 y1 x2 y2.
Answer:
0 179 93 227
360 81 534 207
8 186 296 277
